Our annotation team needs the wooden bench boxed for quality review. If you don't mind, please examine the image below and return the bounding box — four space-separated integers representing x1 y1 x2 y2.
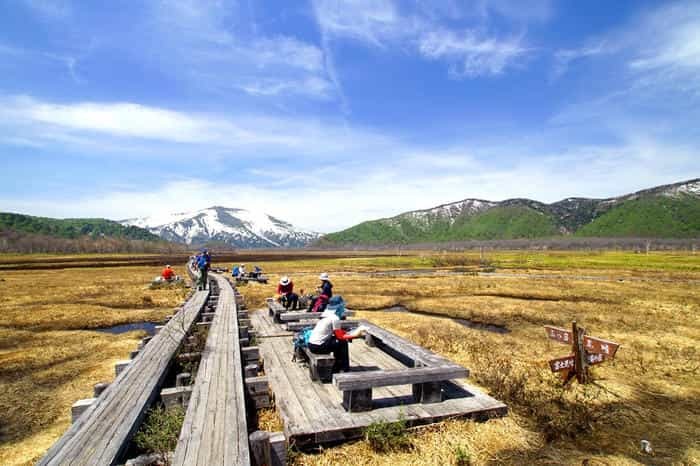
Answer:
302 347 336 383
285 319 359 332
333 365 469 412
279 310 355 323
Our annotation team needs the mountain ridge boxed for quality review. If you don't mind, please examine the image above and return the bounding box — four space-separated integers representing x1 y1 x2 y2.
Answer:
320 178 700 245
122 206 320 249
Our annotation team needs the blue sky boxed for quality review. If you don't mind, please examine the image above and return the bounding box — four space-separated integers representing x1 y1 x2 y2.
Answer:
1 0 699 232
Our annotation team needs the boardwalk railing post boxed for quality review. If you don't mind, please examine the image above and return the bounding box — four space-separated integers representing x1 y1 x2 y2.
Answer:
250 431 271 466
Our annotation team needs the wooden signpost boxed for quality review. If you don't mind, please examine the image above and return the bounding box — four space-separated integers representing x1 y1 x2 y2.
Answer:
544 321 620 385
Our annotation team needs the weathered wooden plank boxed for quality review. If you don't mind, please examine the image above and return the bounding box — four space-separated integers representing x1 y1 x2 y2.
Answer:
39 275 210 465
279 310 355 322
173 274 251 466
333 365 468 391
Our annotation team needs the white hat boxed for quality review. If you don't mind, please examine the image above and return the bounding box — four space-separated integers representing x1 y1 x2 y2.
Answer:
319 272 329 281
279 276 290 285
166 264 171 268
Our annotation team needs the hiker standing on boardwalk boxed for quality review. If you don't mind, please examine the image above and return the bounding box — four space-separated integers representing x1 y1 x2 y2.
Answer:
308 296 365 373
277 276 299 309
310 272 333 312
197 250 210 290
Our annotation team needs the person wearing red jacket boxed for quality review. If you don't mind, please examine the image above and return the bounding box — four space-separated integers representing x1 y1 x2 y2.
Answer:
161 265 175 281
307 296 365 373
276 276 299 309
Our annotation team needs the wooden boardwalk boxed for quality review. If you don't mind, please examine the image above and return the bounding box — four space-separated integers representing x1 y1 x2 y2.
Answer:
39 288 210 465
251 310 507 446
173 274 250 466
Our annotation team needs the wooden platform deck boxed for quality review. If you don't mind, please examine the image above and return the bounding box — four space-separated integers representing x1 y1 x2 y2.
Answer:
251 310 507 446
39 288 210 466
173 274 250 465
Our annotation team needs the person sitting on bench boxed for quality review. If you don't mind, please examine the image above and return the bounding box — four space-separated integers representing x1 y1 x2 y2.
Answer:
161 264 175 282
250 265 263 279
310 272 333 312
277 276 299 309
307 296 364 373
239 263 247 278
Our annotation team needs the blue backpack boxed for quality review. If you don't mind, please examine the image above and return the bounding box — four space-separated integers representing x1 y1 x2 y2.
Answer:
292 327 313 361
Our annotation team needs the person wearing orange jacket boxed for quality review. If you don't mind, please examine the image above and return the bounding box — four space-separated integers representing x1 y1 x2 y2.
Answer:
161 265 175 281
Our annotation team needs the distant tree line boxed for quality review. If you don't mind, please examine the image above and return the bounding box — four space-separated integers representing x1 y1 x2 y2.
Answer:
311 237 700 252
0 229 186 254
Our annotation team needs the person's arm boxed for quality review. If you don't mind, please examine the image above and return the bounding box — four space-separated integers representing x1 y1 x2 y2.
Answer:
332 319 356 341
276 284 282 294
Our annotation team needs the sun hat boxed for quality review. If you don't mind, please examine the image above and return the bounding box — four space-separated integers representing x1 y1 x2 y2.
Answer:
279 276 290 286
319 272 329 281
326 295 345 318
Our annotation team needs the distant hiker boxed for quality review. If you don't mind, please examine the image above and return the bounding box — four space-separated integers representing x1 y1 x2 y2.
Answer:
232 265 240 278
161 265 175 282
308 296 366 373
277 276 299 310
197 251 210 290
309 272 333 312
250 265 263 279
239 263 247 277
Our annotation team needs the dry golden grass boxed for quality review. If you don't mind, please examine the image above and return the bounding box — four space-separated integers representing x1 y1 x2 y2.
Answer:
0 265 188 466
219 252 700 466
1 253 698 465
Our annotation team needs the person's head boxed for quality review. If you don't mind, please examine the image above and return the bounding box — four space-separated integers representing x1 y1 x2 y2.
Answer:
326 295 345 318
241 263 246 267
166 265 171 269
319 272 329 281
279 276 290 286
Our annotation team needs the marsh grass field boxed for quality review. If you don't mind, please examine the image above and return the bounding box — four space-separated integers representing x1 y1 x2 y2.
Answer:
0 251 698 465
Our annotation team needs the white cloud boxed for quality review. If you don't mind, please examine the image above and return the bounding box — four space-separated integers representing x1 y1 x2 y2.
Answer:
0 94 395 157
313 0 404 47
313 0 532 78
628 4 700 73
553 41 611 77
151 0 335 100
418 28 529 77
3 135 696 232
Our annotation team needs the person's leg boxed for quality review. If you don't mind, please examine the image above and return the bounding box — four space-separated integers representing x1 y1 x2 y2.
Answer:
330 338 350 372
308 340 333 355
290 293 299 310
202 268 208 290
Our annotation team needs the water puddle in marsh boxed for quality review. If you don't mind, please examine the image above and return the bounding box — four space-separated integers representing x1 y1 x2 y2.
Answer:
93 321 158 335
377 305 510 334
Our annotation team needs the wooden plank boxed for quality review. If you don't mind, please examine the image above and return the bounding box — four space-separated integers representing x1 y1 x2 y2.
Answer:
39 270 210 465
280 310 355 322
173 274 250 466
333 366 468 391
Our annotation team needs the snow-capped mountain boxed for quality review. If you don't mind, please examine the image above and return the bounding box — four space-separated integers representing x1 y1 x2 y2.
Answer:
321 178 700 244
122 206 320 248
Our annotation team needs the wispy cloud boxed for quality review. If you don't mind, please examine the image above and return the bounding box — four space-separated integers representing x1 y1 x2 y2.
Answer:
553 1 700 92
151 0 335 100
313 0 532 78
418 28 529 77
0 94 392 156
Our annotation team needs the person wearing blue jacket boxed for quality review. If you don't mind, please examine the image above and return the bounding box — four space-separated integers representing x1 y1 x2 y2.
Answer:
197 249 210 290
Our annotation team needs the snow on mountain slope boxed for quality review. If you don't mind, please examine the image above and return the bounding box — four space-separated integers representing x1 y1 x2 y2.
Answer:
121 206 319 248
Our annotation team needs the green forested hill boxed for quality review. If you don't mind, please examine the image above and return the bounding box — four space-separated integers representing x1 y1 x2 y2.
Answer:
0 212 160 241
576 196 700 238
320 179 700 245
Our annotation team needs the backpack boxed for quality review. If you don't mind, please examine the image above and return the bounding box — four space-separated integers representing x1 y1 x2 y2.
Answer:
292 327 313 362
